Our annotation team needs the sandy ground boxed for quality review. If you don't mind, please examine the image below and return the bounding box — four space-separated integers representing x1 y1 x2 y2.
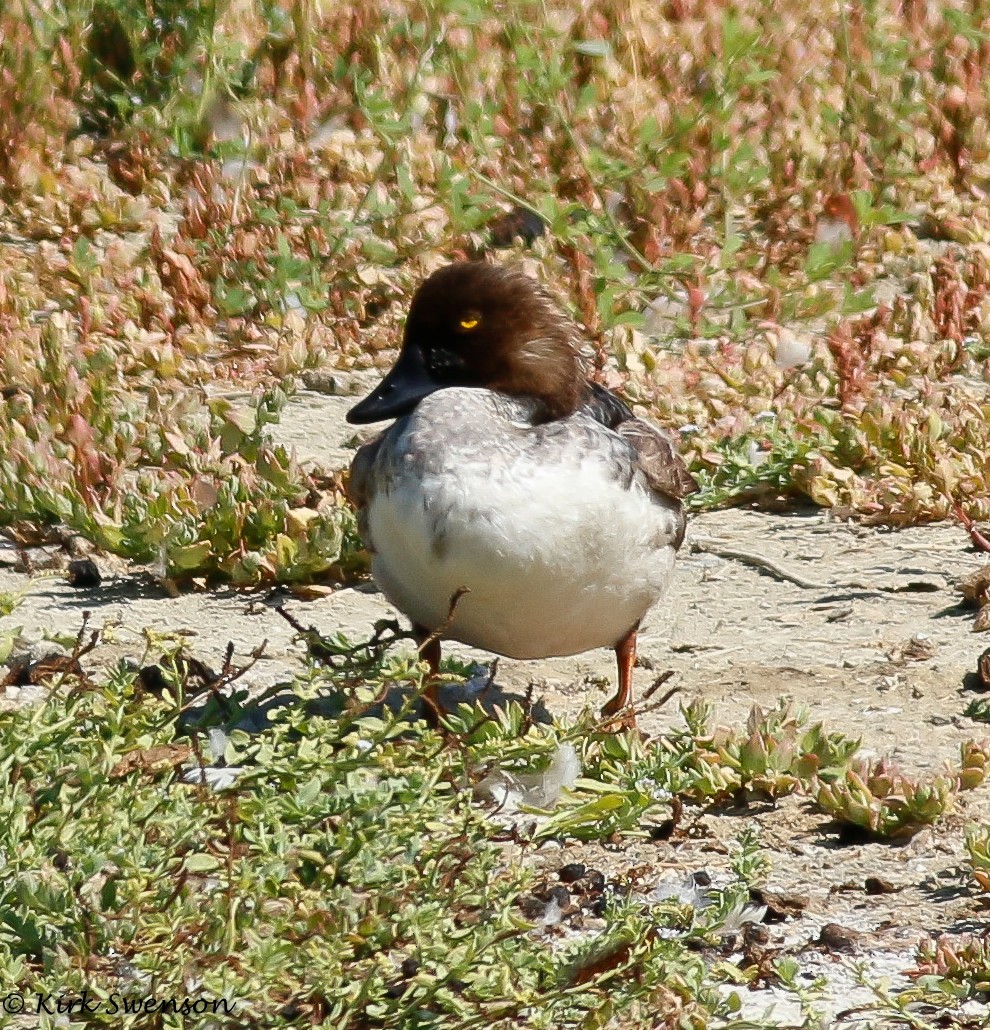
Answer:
3 384 990 1024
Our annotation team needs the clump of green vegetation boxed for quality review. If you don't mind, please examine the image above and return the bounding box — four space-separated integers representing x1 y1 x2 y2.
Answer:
0 588 24 617
0 374 359 584
814 741 990 839
637 699 987 842
2 621 987 1023
911 934 990 998
672 699 860 802
0 634 761 1027
965 696 990 724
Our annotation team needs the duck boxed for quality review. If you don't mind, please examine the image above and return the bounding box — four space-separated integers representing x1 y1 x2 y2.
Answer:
346 262 698 729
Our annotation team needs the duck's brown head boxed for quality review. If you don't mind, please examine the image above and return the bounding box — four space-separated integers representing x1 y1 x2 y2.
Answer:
346 263 584 425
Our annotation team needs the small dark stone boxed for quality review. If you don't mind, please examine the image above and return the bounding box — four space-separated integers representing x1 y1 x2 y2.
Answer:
691 870 713 887
517 893 547 919
817 922 860 952
649 819 676 840
750 886 809 921
488 206 547 248
584 869 606 893
400 957 419 978
548 886 571 908
743 923 771 944
558 863 586 884
864 876 898 895
67 558 102 588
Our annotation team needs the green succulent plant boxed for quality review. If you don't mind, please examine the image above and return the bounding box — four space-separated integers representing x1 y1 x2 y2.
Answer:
677 699 859 802
814 742 990 839
912 934 990 996
966 824 990 893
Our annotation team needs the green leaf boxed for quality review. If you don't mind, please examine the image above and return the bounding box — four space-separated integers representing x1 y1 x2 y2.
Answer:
184 853 221 873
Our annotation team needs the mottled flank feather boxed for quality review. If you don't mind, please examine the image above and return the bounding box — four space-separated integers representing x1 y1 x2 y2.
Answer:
582 380 699 508
616 420 699 502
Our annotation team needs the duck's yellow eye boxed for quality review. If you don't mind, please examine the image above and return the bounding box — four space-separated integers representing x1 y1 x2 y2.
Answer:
459 317 480 331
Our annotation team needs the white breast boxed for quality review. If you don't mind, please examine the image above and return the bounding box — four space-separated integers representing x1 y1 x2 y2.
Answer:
362 391 682 659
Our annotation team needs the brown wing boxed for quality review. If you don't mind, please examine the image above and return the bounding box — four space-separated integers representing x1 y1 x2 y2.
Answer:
616 418 699 501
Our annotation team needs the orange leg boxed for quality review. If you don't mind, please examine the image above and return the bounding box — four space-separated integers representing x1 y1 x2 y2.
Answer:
601 623 639 731
413 623 443 726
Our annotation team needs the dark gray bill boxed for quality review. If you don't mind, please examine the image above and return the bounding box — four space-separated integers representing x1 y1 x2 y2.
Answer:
346 345 441 424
